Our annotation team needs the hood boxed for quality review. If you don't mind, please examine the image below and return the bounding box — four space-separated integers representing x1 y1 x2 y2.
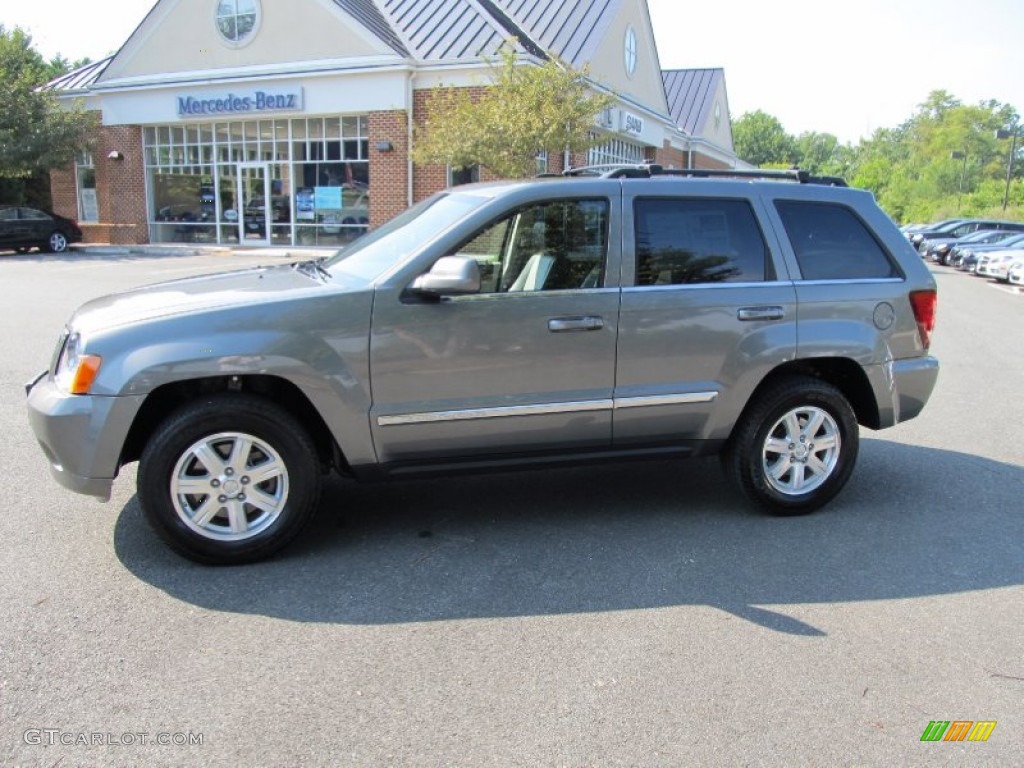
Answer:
69 263 359 335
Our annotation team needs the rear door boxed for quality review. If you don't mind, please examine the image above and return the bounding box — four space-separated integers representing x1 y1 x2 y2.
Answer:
369 190 623 464
613 185 797 446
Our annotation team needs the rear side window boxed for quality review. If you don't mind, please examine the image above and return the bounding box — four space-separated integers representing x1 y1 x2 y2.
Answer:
634 198 772 285
776 201 899 280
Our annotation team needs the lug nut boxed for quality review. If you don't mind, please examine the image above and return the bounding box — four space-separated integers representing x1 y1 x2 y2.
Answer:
218 495 227 503
211 479 220 488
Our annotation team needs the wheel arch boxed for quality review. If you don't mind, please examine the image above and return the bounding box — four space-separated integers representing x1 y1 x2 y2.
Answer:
730 357 881 443
120 375 348 474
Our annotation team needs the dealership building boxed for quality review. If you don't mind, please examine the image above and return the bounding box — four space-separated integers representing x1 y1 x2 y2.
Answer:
45 0 744 247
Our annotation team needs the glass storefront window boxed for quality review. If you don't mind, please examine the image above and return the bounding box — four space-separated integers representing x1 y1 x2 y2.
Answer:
144 115 370 245
151 167 217 243
76 152 98 222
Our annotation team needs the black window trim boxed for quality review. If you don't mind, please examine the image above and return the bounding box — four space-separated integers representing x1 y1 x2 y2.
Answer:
632 195 777 285
443 196 614 295
773 199 906 282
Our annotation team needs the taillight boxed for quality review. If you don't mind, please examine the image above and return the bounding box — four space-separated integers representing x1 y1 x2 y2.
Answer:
909 290 937 349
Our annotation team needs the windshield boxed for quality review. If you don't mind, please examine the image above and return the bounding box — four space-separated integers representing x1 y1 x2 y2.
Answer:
323 192 490 281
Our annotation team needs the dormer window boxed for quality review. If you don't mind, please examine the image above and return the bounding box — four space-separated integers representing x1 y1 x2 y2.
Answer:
216 0 261 46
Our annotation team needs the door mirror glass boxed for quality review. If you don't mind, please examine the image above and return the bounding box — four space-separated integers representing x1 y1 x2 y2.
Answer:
411 256 482 295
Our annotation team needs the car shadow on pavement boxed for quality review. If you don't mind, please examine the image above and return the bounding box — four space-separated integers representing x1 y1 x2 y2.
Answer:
113 438 1024 635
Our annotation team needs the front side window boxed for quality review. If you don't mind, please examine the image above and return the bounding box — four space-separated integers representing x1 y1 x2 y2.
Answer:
455 199 609 293
634 198 771 285
216 0 260 45
775 200 899 280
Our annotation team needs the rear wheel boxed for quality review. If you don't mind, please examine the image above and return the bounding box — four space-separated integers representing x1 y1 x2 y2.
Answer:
138 395 321 564
726 376 859 515
48 231 69 253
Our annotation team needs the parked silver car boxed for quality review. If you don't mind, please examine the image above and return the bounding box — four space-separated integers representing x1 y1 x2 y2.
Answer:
27 167 940 564
983 249 1024 282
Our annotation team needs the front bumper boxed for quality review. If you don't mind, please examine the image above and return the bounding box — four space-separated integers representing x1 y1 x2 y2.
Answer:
25 371 146 501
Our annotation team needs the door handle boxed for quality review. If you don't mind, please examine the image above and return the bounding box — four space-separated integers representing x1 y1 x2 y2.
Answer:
737 306 785 322
548 316 605 332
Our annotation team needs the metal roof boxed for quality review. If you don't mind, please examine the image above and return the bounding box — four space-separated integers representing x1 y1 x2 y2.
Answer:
662 68 724 136
379 0 516 61
39 57 112 92
333 0 411 56
488 0 621 68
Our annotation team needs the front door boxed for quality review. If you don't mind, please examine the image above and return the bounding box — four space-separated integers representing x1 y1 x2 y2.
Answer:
238 163 270 245
369 196 622 465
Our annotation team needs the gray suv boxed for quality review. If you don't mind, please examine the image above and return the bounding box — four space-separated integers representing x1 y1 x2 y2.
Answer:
27 167 939 564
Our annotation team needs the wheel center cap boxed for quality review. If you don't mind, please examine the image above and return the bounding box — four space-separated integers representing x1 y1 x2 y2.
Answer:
223 479 241 495
794 445 809 460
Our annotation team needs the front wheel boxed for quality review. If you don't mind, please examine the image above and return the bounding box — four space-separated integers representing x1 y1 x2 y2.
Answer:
725 376 859 515
138 395 322 564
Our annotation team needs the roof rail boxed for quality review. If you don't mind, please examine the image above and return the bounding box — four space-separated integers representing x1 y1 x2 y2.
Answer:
559 163 848 187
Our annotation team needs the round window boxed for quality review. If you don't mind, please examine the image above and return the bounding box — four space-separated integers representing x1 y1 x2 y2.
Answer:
623 26 638 78
216 0 261 46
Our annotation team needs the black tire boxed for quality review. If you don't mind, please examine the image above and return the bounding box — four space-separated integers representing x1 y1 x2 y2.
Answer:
47 231 69 253
725 376 859 516
137 395 322 564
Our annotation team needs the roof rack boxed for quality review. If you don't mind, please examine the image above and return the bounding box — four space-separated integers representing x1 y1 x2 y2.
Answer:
559 163 848 187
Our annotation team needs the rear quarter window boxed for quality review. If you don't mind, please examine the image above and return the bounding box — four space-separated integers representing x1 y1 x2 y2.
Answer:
775 200 900 280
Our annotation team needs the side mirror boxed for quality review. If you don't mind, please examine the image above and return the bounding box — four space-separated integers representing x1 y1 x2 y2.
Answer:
410 256 481 296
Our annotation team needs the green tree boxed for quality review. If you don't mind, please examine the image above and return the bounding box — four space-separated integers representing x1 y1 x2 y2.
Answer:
411 45 615 179
0 25 94 180
732 110 798 167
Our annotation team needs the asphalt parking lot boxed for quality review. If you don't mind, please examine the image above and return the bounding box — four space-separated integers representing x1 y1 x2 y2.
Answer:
1 249 1022 766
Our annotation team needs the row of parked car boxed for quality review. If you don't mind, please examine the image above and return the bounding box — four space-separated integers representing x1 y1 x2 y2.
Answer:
901 218 1024 286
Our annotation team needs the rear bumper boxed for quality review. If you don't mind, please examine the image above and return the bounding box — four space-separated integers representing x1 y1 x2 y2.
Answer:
890 356 939 425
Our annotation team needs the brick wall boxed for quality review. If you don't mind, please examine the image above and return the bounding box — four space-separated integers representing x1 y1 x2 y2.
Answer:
97 125 149 244
368 110 410 228
654 141 687 170
692 152 732 171
50 167 78 220
50 119 149 244
412 86 520 201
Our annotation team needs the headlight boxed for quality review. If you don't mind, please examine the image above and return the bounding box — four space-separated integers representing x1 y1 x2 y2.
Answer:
54 331 102 395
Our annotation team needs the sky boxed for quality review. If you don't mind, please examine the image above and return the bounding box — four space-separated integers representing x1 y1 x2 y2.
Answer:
3 0 1022 145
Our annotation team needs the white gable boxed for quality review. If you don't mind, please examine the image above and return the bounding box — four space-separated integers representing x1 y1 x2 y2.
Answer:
99 0 402 85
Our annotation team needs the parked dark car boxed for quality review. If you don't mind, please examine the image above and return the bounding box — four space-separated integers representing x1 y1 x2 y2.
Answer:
0 205 83 253
917 218 1019 253
953 232 1024 269
910 218 1024 252
903 218 966 245
925 229 1018 265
